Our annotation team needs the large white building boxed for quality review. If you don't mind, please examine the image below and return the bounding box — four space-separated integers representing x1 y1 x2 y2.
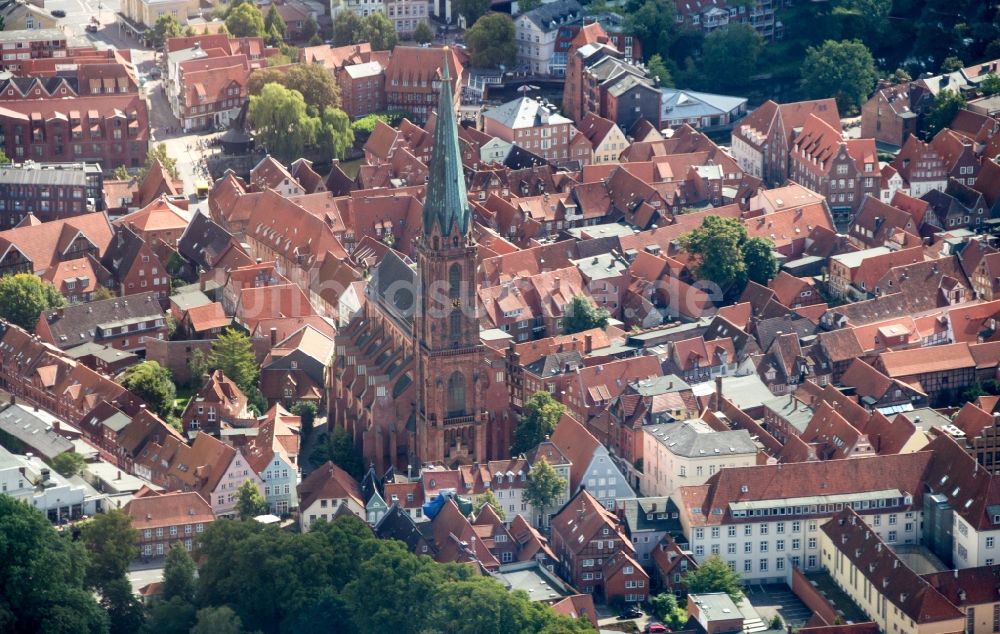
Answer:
640 419 758 498
0 446 98 522
515 0 582 76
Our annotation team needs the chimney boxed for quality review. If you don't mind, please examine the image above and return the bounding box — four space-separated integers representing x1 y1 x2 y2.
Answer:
584 333 593 353
270 327 278 346
715 376 723 402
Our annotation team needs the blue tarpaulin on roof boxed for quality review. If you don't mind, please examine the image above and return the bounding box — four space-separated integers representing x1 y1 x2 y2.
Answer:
422 491 473 519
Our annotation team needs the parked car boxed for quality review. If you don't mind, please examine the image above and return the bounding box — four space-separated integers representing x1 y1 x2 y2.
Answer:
618 607 643 620
85 24 98 33
646 624 670 633
51 9 66 17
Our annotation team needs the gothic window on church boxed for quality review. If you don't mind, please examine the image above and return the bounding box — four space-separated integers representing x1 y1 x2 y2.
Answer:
447 371 466 418
450 309 462 340
449 263 461 299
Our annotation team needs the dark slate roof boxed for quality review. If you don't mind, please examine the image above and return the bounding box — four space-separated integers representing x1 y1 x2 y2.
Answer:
178 211 234 271
40 291 164 348
368 250 416 326
753 315 817 351
521 0 582 32
525 350 583 377
100 224 144 278
423 61 471 238
374 504 429 553
504 145 548 170
0 403 74 459
618 497 683 536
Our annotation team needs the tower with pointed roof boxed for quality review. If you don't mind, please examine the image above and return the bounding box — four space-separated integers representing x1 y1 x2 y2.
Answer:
413 55 488 466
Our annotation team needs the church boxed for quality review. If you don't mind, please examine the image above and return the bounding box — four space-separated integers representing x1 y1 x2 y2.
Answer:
331 58 510 472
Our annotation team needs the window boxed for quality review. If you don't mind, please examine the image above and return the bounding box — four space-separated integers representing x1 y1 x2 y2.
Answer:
807 538 816 549
447 372 466 417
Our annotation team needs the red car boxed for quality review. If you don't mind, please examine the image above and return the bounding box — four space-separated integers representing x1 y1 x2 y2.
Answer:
646 624 670 634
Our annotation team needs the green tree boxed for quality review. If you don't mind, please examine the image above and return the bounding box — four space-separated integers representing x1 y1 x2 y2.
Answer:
191 606 243 634
646 53 673 87
184 25 197 37
414 20 434 45
264 4 287 40
800 39 878 115
0 149 11 164
455 0 491 24
249 82 319 161
940 55 964 73
682 215 759 297
360 12 398 50
120 361 177 420
0 273 65 332
512 391 566 455
332 10 363 45
650 593 688 629
318 106 355 159
561 294 610 334
982 73 1000 96
324 425 364 478
286 63 341 110
93 285 114 301
236 480 268 519
474 489 505 521
517 0 540 11
101 575 145 634
292 400 318 437
835 0 891 43
149 14 183 48
0 497 108 633
925 89 967 137
208 329 259 394
79 510 139 592
743 236 778 285
143 143 180 181
226 2 266 37
111 165 131 181
145 596 196 634
162 543 197 604
889 67 912 84
684 554 744 602
698 24 762 90
466 13 517 69
625 0 677 61
524 455 566 526
52 451 86 477
301 15 319 42
188 348 209 386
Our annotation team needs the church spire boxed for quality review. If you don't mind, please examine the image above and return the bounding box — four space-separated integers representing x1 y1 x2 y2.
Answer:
422 51 471 239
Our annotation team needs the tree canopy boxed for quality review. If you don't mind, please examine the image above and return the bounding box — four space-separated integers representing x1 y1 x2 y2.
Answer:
0 497 108 633
466 13 517 69
225 2 266 38
149 14 183 48
249 82 318 160
524 455 566 525
925 89 967 137
208 329 259 395
561 295 610 335
249 63 341 112
684 555 744 602
236 480 269 519
0 273 64 332
311 425 364 479
143 143 181 181
681 216 777 298
79 510 140 593
474 489 506 521
193 516 592 633
512 391 566 455
455 0 491 25
264 5 287 42
696 24 763 91
414 21 434 45
800 39 878 114
645 54 673 88
51 451 86 477
120 361 177 420
163 543 197 604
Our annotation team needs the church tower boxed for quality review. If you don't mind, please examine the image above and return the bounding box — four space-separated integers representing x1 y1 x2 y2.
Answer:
413 55 487 466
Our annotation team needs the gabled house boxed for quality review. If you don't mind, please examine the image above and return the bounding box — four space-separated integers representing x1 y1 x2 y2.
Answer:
180 370 252 438
549 413 633 511
298 461 364 531
549 488 634 596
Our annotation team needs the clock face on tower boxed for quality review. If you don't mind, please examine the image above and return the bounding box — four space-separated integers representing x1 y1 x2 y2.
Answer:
452 298 462 308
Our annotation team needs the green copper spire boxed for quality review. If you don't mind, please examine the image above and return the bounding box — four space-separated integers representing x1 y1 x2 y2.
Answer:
423 52 471 239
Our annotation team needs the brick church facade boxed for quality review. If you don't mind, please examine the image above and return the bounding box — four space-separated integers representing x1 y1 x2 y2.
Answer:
332 58 505 471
